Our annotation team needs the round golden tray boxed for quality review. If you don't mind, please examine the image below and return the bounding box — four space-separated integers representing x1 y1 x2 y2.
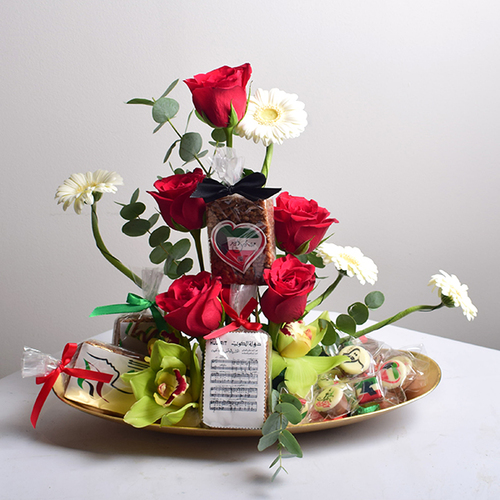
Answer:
53 352 441 437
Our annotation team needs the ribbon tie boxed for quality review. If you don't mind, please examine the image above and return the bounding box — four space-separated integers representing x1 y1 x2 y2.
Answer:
90 293 169 333
31 343 113 428
205 297 262 340
191 172 281 203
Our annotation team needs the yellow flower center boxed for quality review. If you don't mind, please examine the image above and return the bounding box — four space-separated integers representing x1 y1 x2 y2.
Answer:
341 254 360 267
255 106 282 125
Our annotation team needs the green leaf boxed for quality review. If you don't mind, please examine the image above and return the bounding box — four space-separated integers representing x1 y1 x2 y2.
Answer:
122 219 151 237
262 413 281 434
165 259 179 279
211 129 226 142
336 314 357 335
149 226 171 247
275 403 303 425
152 97 180 123
271 389 280 412
163 140 180 163
179 132 202 162
170 238 190 260
120 202 146 220
174 168 185 175
161 402 198 426
307 252 325 268
148 213 160 228
149 244 171 264
153 122 165 134
280 393 303 412
176 258 193 276
160 79 179 98
127 98 154 106
321 321 339 346
258 430 281 451
348 302 370 325
365 291 385 309
279 430 303 458
130 188 140 204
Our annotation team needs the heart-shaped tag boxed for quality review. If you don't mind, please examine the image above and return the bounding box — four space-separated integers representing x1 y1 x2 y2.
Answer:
210 221 267 274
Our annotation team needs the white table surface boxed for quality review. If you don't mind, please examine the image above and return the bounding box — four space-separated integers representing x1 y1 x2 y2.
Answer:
1 323 499 500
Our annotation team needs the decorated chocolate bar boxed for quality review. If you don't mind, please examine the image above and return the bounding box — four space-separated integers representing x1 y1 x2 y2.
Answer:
64 340 149 415
113 312 163 356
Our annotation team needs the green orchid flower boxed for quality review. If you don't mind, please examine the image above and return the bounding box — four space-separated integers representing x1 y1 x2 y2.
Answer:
122 340 201 428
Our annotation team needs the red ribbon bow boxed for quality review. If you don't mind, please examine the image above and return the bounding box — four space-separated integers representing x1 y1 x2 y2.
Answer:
204 297 262 340
30 343 113 428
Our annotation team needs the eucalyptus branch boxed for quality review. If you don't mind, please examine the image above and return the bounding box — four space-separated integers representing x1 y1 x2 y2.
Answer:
91 203 142 287
341 303 445 342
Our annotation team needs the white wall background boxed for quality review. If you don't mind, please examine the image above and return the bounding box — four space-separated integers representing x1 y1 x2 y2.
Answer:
1 0 499 378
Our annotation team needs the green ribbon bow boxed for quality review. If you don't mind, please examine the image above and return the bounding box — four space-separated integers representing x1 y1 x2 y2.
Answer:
90 293 170 334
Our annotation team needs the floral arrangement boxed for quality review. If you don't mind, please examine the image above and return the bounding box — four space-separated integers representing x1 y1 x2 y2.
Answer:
54 63 477 477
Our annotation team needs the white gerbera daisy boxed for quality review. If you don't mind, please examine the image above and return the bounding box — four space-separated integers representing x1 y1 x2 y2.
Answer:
429 270 477 321
316 243 378 285
55 169 123 214
234 88 307 146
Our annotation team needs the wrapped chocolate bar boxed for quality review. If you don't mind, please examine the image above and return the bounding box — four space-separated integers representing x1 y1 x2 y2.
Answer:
63 340 148 415
192 148 280 285
91 268 173 355
202 284 271 429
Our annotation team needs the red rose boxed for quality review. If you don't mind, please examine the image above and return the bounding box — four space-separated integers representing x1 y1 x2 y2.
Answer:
156 272 223 338
261 255 316 324
274 192 338 255
184 63 252 128
148 168 206 231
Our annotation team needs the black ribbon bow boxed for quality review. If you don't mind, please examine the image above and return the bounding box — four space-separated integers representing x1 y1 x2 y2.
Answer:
190 172 281 203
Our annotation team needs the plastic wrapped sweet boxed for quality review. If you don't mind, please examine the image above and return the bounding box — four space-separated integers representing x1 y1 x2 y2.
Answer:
201 284 271 429
113 311 163 356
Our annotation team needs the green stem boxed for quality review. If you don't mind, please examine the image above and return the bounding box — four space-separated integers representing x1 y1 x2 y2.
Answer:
91 203 142 287
342 303 445 342
268 321 281 349
224 127 233 148
190 228 205 272
304 272 344 315
261 144 274 180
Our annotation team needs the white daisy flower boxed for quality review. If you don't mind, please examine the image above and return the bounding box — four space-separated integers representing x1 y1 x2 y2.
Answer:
429 270 477 321
55 169 123 214
316 243 378 285
234 88 307 146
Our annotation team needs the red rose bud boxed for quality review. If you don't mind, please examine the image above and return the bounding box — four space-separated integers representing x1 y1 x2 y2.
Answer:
274 191 338 255
184 63 252 128
156 272 223 337
261 255 316 324
148 168 206 231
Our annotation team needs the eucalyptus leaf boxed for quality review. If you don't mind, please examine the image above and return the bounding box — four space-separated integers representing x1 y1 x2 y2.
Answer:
257 430 281 451
165 259 179 279
122 219 150 237
163 140 179 163
120 202 146 220
160 79 179 98
153 122 165 134
152 97 180 123
211 129 226 142
348 302 370 325
279 430 303 458
127 98 154 106
148 213 160 227
321 321 339 346
179 132 202 162
197 149 208 159
275 403 303 425
336 314 357 335
177 258 193 276
170 238 191 260
262 413 281 434
149 244 170 264
365 291 385 309
149 226 171 247
130 188 140 204
174 168 185 175
280 393 303 412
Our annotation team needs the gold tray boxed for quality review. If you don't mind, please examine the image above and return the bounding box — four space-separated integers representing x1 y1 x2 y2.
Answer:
53 352 441 437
